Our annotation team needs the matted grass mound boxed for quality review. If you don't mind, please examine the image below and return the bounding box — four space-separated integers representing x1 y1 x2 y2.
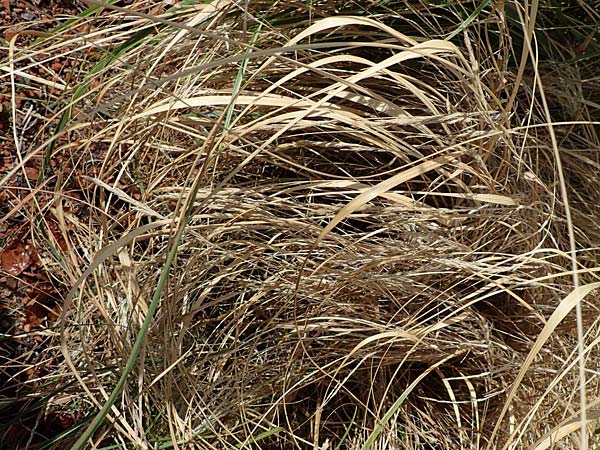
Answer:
2 0 600 449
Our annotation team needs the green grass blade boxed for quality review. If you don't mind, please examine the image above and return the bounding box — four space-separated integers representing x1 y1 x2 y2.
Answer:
446 0 491 40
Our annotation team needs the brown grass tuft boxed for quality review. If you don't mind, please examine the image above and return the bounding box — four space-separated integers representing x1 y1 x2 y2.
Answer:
2 0 600 449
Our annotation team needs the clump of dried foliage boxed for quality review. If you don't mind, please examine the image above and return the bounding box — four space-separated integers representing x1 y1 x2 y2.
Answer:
2 0 600 449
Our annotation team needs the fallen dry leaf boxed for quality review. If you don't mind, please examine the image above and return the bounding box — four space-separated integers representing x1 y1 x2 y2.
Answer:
24 165 39 180
4 29 17 42
1 241 34 276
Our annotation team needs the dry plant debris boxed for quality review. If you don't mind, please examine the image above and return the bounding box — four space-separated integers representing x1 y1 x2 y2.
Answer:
1 0 600 449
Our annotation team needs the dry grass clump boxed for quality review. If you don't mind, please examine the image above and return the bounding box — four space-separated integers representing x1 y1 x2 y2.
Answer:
2 0 600 449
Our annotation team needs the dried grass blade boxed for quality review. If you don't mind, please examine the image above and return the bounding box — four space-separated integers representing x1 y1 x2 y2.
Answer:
528 410 600 450
491 282 600 450
314 158 447 247
133 94 340 120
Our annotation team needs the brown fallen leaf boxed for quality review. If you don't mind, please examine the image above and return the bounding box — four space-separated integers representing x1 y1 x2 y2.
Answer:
1 241 34 276
24 164 39 180
4 29 18 42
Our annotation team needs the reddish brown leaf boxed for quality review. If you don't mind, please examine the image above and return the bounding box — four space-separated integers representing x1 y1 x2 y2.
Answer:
1 241 33 276
4 29 17 42
1 0 10 14
24 165 39 180
25 308 44 329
